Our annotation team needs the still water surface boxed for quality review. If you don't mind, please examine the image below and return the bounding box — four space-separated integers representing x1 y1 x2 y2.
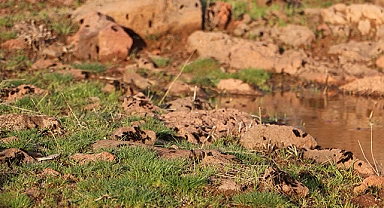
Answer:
218 92 384 170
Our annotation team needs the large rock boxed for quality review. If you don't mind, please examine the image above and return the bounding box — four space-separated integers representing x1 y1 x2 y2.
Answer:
187 31 277 70
71 12 133 62
278 25 315 47
328 41 384 62
71 0 202 38
321 4 384 36
239 124 317 150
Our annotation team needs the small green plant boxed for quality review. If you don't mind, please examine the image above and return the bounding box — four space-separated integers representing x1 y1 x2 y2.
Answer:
152 57 172 67
50 18 77 36
3 50 31 71
0 31 17 41
233 68 271 91
72 62 106 73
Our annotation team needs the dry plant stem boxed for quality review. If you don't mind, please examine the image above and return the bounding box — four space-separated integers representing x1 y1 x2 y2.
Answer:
370 122 379 173
158 41 201 105
61 93 82 128
358 140 379 176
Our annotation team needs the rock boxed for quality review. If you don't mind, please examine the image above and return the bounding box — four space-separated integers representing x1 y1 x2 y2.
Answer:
1 39 26 50
240 124 317 150
110 126 156 145
376 55 384 68
321 4 384 37
278 25 315 47
0 148 36 166
358 19 371 35
274 50 309 75
187 31 277 70
217 79 263 95
71 12 133 62
160 108 256 144
262 166 309 197
121 93 161 117
164 97 213 112
123 71 152 90
354 176 384 194
328 41 384 62
70 152 115 165
71 0 202 38
31 59 57 70
0 114 62 133
0 84 47 102
206 2 232 30
40 43 63 59
303 149 375 176
340 75 384 96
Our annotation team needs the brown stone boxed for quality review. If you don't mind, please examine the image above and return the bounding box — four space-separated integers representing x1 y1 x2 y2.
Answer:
1 84 47 102
31 60 57 70
121 93 161 117
71 0 202 38
207 2 232 30
240 124 317 150
71 12 133 62
303 149 375 176
0 148 36 165
1 39 26 50
70 152 115 165
0 114 62 133
110 126 156 145
354 176 384 194
376 55 384 69
262 166 309 197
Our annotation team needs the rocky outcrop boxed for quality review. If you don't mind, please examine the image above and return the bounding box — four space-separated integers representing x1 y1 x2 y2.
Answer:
71 0 202 38
321 4 384 37
71 12 133 62
187 31 277 70
340 75 384 95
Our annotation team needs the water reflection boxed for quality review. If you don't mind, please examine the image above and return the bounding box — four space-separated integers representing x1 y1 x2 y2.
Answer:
218 92 384 169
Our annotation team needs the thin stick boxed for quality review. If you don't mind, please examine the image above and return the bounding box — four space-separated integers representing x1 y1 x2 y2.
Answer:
259 106 262 124
358 140 379 176
369 111 379 174
61 93 82 128
158 41 201 105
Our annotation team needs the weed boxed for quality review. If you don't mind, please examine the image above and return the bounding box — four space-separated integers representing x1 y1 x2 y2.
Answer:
72 62 106 73
0 31 17 42
152 57 172 67
3 50 31 71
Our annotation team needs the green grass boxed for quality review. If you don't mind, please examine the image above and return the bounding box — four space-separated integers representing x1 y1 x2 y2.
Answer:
72 62 106 73
2 50 31 71
182 58 271 90
152 57 172 67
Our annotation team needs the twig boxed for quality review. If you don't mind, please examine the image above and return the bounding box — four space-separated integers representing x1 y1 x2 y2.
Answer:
158 40 201 105
369 111 379 174
358 140 379 176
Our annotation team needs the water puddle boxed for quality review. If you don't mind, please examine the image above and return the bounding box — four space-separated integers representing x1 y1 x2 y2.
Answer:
218 92 384 171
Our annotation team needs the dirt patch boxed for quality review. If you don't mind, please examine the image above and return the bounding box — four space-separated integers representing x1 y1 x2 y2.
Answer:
69 152 115 165
262 166 309 197
111 126 156 145
0 148 36 166
121 93 161 116
0 84 47 102
160 108 256 144
0 114 63 133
